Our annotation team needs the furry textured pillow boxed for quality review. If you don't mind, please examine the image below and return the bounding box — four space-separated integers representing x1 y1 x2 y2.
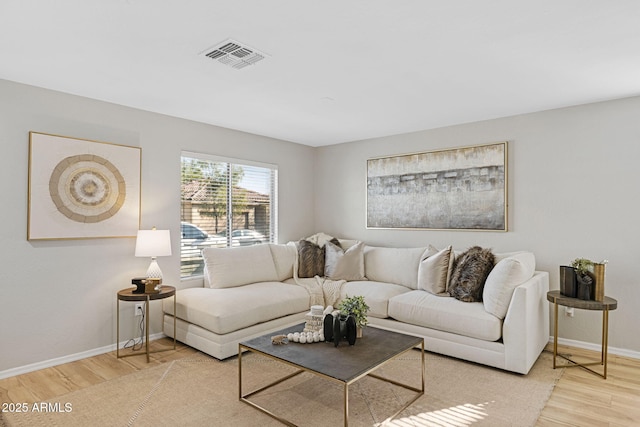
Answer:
448 246 495 302
297 238 341 278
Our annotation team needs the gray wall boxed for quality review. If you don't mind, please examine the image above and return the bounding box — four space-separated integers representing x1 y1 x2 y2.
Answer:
0 79 316 373
315 96 640 356
2 77 639 375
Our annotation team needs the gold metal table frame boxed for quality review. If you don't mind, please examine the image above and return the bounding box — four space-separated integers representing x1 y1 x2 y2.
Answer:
239 327 424 427
116 285 176 362
547 290 618 379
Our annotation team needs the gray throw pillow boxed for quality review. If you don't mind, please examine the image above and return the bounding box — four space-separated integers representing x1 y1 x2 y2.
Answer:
324 241 366 281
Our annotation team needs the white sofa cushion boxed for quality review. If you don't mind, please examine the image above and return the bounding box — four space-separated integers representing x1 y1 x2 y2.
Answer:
269 243 296 281
483 252 536 319
388 290 502 341
341 280 412 318
418 245 454 295
364 246 428 289
165 283 310 334
325 241 366 281
203 245 278 289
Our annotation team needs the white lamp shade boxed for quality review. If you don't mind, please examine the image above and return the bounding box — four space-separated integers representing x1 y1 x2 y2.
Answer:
135 229 172 257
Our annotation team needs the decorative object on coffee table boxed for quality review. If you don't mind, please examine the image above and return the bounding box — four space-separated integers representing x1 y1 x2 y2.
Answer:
281 305 328 344
270 335 288 345
334 313 357 346
338 295 370 338
286 331 324 344
303 305 325 333
323 311 357 346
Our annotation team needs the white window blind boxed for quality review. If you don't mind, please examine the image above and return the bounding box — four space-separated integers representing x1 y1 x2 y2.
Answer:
180 152 277 278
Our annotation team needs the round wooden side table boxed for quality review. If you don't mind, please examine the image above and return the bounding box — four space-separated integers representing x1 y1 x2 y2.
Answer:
546 290 617 379
117 285 176 362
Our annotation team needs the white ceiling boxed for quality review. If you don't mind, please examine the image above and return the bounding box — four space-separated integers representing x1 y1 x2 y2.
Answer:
1 1 639 147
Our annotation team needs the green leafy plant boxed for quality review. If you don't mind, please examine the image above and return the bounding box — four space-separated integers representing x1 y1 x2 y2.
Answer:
571 258 594 276
338 295 370 328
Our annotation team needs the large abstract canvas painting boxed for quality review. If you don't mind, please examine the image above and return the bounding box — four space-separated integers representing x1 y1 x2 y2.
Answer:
28 132 141 240
367 142 507 231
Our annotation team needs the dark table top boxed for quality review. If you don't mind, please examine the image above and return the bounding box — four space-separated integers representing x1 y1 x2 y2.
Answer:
240 323 423 383
117 285 175 301
546 290 617 311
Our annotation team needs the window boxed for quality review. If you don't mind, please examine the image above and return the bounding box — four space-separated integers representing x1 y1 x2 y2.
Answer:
180 152 278 278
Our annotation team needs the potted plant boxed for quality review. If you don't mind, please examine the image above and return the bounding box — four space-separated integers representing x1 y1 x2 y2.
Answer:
338 295 370 337
571 258 594 300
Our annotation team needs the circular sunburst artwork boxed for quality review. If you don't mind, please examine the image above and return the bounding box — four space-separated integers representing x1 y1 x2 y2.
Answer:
49 154 126 223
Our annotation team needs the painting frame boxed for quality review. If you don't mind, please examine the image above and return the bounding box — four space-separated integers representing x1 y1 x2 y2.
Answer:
28 132 141 240
366 142 508 231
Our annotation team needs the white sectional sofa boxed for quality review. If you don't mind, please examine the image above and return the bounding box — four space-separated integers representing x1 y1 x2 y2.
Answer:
163 239 549 374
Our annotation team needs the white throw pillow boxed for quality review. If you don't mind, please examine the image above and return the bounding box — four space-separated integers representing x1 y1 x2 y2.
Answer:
364 246 428 289
418 245 454 296
203 245 278 289
483 252 536 319
304 232 336 247
269 243 296 281
324 241 366 281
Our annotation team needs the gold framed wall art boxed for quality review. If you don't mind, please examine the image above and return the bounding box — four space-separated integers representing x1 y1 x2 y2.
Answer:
367 142 507 231
28 132 141 240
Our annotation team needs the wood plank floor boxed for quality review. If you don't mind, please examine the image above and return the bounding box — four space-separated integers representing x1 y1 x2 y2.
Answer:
0 339 199 406
1 339 639 426
537 344 640 427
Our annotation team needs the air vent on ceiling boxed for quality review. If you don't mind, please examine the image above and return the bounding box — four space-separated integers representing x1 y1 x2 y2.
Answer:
201 39 267 70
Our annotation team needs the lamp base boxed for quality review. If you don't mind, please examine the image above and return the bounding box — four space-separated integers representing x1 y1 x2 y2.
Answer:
146 258 163 282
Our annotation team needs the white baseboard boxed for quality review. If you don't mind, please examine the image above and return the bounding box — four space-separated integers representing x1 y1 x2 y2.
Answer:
0 333 166 380
549 336 640 360
4 333 638 380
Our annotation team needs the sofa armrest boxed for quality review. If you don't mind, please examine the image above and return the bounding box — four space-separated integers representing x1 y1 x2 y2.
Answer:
502 271 550 374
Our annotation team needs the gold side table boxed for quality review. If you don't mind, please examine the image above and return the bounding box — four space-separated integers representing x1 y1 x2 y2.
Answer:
547 290 617 379
117 285 176 362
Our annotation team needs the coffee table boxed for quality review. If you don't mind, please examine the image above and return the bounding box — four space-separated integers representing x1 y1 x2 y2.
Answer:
239 324 424 426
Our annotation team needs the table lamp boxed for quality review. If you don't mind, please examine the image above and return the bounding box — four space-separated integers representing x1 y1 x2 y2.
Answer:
135 227 172 284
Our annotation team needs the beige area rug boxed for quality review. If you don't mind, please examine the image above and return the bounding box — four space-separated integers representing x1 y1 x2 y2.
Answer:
1 350 562 427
